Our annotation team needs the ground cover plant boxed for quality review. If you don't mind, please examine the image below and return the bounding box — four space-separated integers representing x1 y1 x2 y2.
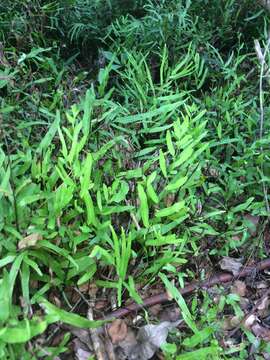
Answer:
1 0 270 359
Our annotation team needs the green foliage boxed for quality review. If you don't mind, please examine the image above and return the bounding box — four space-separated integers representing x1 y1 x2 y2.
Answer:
1 0 270 357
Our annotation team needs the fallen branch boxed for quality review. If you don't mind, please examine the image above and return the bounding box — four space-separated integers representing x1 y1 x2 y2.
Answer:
105 257 270 319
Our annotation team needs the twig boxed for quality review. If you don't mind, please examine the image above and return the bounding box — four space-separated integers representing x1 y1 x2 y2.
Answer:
88 307 106 360
130 212 141 230
104 257 270 319
87 304 106 360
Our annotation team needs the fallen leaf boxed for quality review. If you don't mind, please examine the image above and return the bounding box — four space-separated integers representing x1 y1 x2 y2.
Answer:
263 352 270 360
76 348 93 360
257 282 268 289
95 300 107 310
219 257 243 276
222 316 237 331
257 296 270 317
64 326 92 348
230 316 241 327
130 321 181 360
117 328 137 359
239 297 250 310
18 233 42 249
73 338 93 360
251 323 270 341
88 283 99 297
231 280 246 297
244 314 257 329
159 306 181 322
108 319 128 344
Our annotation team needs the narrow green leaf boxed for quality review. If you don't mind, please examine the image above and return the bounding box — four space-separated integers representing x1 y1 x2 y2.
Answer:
138 184 149 227
0 270 10 321
172 145 194 169
166 130 175 156
159 149 167 178
165 176 187 192
160 273 198 333
37 110 61 154
39 298 105 328
176 346 219 360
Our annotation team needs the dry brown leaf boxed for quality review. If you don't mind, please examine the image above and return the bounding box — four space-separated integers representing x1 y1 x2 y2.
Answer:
78 282 90 293
230 316 241 327
130 321 181 360
18 233 42 249
251 323 270 341
108 319 128 344
95 300 107 310
219 256 243 276
239 297 250 310
257 296 270 317
244 314 257 329
115 321 180 360
159 306 181 322
257 281 268 289
231 280 246 297
117 329 137 359
222 316 239 331
88 283 99 297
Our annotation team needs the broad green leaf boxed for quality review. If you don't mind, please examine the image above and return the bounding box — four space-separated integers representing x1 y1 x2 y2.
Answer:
9 252 25 298
146 182 159 204
172 145 194 169
82 192 97 226
125 276 143 304
58 126 68 159
39 240 78 269
18 194 45 207
77 263 97 285
116 100 185 124
80 153 93 198
37 110 61 154
166 130 175 156
146 172 159 204
111 181 129 203
156 201 185 217
138 184 149 227
90 245 114 266
101 205 134 215
0 270 10 321
231 197 254 213
165 176 187 192
0 255 16 268
0 166 10 201
0 318 48 344
182 327 214 348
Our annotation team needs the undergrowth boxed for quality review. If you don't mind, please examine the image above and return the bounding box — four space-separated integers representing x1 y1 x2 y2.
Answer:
0 0 270 359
